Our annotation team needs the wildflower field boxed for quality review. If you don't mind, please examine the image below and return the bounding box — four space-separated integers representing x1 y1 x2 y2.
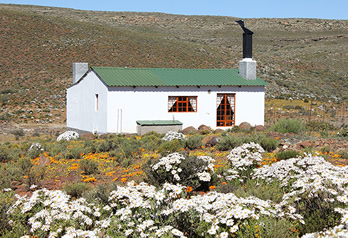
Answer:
0 127 348 237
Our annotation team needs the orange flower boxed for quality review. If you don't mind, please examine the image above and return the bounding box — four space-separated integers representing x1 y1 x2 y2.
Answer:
222 182 227 185
121 178 127 183
186 186 193 193
84 177 96 183
209 186 216 190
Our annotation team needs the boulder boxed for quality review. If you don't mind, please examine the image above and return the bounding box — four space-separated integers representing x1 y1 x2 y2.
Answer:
255 125 265 131
214 129 225 134
296 140 313 149
202 135 221 147
198 125 211 133
57 131 79 142
239 122 251 130
182 126 198 135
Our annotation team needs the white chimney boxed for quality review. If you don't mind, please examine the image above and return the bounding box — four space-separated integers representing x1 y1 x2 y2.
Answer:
239 58 257 80
73 62 88 84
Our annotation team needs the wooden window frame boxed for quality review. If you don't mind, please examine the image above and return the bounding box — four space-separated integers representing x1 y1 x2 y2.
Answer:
168 96 197 113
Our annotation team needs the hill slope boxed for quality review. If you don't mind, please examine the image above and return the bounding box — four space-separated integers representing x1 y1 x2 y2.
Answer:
0 4 347 124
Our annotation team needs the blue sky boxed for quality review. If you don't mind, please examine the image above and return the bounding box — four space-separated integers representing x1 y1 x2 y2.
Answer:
0 0 347 20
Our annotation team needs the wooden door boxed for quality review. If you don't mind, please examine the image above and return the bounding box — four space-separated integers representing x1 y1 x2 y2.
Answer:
216 94 235 127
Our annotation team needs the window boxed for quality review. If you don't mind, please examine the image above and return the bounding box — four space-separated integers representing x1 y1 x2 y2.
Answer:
168 96 197 112
95 94 99 112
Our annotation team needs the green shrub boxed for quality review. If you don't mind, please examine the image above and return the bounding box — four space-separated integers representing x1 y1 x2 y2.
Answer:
0 191 16 235
0 164 23 189
320 146 331 154
227 126 241 133
79 159 99 175
11 129 24 140
237 216 298 238
46 140 69 158
63 145 84 160
139 133 163 151
18 157 33 175
83 184 110 205
276 150 300 160
0 145 10 163
215 135 242 151
64 182 90 198
28 147 42 160
306 120 336 131
0 112 11 121
270 119 305 134
185 135 203 150
260 137 279 152
296 192 342 236
216 178 284 203
337 150 348 160
158 139 184 155
336 128 348 138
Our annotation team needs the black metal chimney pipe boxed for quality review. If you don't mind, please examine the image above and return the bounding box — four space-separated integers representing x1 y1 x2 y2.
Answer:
236 20 254 59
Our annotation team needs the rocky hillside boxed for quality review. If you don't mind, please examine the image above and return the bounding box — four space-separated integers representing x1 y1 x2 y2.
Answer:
0 4 347 124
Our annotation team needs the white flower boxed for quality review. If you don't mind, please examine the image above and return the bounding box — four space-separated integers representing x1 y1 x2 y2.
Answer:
220 232 229 238
197 172 211 182
171 228 184 236
207 225 218 235
125 229 133 236
230 225 239 233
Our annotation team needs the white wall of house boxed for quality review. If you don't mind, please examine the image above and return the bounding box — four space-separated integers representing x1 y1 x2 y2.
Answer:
106 85 265 133
234 86 265 126
67 72 108 133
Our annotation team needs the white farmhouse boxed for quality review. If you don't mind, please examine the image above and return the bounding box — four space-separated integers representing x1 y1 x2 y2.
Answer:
66 22 268 134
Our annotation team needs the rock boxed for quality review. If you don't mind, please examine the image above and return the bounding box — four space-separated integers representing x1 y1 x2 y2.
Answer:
202 135 221 147
214 129 225 134
297 140 313 149
10 180 22 188
239 122 251 130
255 125 265 131
81 132 96 140
266 131 284 139
182 126 197 135
57 131 79 141
198 125 211 133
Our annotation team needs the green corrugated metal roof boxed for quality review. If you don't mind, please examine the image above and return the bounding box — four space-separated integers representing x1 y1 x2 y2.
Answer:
136 120 183 126
92 67 269 87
